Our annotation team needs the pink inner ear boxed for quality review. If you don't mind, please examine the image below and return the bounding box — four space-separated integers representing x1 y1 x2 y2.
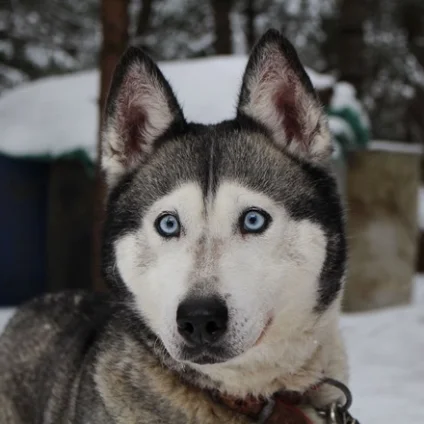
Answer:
111 66 151 165
273 82 303 148
123 104 146 159
113 101 147 166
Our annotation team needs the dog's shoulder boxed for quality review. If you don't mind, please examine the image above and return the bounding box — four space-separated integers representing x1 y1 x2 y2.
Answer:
1 291 114 348
0 291 116 423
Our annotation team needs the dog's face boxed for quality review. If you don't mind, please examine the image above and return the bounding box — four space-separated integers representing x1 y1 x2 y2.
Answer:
101 30 346 367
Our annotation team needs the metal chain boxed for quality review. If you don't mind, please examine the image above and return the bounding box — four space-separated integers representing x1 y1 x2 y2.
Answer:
320 403 359 424
315 378 361 424
255 377 361 424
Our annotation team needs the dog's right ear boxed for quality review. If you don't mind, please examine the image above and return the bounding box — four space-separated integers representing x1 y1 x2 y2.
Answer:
101 47 185 188
237 29 332 163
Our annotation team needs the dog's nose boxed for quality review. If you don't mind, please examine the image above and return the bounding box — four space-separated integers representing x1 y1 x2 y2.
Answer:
176 297 228 346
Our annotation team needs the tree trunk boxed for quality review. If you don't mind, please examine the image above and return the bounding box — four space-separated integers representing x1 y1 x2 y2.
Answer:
244 0 256 51
337 0 368 97
400 1 424 145
400 1 424 67
136 0 154 38
210 0 233 55
93 0 129 291
99 0 129 123
399 1 424 270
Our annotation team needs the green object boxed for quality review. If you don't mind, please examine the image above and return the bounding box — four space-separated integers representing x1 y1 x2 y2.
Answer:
0 149 95 178
327 106 370 158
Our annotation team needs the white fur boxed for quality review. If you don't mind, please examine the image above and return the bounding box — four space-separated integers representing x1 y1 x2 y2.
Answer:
115 181 347 400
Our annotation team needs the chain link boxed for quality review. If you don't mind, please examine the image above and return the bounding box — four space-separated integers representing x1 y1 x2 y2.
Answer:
322 402 359 424
315 379 360 424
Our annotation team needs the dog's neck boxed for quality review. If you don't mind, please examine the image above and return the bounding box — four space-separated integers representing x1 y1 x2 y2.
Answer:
210 382 323 423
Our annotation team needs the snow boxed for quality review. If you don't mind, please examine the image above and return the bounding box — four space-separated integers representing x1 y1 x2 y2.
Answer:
331 82 370 130
0 64 28 87
0 309 14 334
0 56 355 161
328 115 356 146
24 45 77 70
0 40 13 58
344 276 424 423
230 12 247 55
1 277 423 423
368 140 423 155
306 67 335 90
419 187 424 231
0 71 99 159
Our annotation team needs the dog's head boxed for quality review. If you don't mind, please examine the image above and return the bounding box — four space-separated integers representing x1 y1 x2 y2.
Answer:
101 30 346 368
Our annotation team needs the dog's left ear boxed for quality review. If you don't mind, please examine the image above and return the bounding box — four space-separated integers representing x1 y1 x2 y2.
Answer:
237 29 331 162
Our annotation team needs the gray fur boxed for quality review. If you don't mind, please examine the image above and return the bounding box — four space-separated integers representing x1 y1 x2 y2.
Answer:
0 29 346 423
0 293 253 423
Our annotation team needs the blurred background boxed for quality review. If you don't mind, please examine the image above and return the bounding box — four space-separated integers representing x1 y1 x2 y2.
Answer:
0 0 423 312
1 1 424 421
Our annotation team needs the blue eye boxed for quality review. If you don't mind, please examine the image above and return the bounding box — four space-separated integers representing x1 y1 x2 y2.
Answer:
240 208 270 234
155 213 181 238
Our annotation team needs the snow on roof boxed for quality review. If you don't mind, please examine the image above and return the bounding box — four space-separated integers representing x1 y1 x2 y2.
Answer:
0 55 340 160
0 70 99 159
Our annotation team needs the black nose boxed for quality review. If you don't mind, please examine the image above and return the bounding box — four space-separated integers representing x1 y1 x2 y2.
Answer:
177 296 228 346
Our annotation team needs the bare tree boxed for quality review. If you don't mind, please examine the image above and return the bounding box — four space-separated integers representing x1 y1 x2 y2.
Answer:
99 0 129 122
93 0 129 290
337 0 368 97
399 0 424 144
244 0 256 51
135 0 154 39
210 0 234 54
398 0 424 270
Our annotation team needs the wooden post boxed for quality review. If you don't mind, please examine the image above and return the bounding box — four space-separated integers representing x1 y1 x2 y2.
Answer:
210 0 234 55
344 141 422 312
337 0 368 97
93 0 129 291
244 0 256 51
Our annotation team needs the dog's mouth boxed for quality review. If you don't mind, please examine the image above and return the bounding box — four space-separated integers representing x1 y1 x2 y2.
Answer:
180 345 234 365
254 316 273 346
178 317 274 365
185 353 228 365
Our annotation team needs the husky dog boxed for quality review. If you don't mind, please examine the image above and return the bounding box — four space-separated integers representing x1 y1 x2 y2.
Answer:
0 30 349 423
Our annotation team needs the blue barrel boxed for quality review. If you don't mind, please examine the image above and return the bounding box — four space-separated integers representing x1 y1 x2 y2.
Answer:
0 154 48 306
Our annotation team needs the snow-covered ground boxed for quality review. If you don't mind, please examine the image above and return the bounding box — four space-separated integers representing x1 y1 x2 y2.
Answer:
344 276 424 423
1 277 423 423
0 309 13 334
